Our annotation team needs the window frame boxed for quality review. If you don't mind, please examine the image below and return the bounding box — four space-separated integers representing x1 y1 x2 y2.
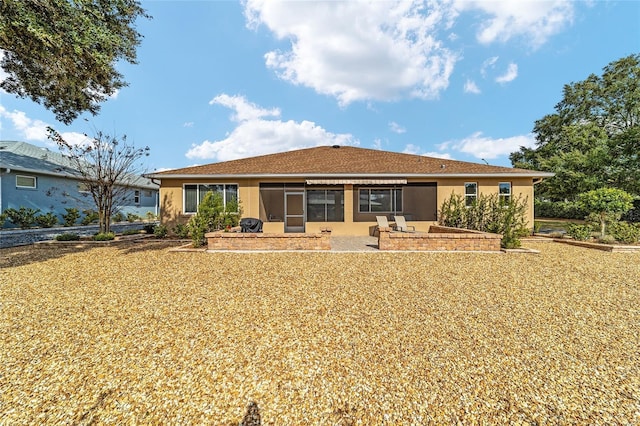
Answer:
499 182 511 204
358 187 403 213
183 183 239 214
464 182 478 207
16 175 37 189
306 188 344 222
134 190 140 205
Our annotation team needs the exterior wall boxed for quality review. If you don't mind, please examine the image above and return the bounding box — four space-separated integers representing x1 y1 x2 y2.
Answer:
1 170 157 228
158 177 537 236
206 228 331 251
378 226 502 251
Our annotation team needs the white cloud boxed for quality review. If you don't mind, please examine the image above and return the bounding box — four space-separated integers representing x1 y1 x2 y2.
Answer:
403 143 453 159
480 56 499 77
464 79 481 94
244 0 459 106
0 105 88 146
441 131 536 159
183 122 194 128
210 94 280 122
187 94 358 161
496 63 518 83
454 0 574 48
389 121 406 134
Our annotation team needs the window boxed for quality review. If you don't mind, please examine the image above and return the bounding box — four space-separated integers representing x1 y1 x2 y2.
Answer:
499 182 511 204
184 184 238 213
78 182 90 193
144 190 153 197
465 182 477 207
16 175 36 189
359 188 402 213
134 190 140 204
307 189 344 222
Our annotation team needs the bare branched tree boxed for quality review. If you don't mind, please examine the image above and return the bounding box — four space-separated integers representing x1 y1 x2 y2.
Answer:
48 128 150 234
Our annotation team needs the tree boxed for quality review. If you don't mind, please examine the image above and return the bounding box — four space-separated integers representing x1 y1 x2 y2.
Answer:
578 188 634 237
510 54 640 201
48 128 150 234
0 0 149 124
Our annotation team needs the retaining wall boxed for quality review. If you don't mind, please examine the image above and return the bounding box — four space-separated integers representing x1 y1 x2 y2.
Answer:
378 226 502 251
206 228 332 251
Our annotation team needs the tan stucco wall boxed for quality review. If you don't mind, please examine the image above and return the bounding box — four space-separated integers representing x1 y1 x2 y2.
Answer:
158 177 536 235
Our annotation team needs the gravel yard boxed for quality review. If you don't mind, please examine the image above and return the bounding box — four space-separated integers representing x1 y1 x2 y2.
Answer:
1 241 639 424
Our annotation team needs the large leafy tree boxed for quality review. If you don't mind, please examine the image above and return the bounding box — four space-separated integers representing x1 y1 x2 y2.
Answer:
0 0 149 124
510 54 640 201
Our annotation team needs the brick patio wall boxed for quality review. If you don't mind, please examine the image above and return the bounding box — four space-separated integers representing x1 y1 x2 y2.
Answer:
378 226 502 251
206 228 331 251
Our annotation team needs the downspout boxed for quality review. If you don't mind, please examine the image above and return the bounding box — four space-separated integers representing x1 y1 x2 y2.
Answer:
149 177 161 217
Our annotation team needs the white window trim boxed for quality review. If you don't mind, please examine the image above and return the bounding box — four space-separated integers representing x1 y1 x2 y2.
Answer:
464 182 478 207
182 183 239 214
16 175 37 189
134 190 140 205
499 182 512 203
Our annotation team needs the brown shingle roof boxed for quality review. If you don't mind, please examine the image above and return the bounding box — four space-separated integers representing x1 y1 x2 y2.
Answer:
150 145 550 177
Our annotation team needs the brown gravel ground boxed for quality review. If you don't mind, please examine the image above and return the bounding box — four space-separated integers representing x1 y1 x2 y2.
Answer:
1 241 639 425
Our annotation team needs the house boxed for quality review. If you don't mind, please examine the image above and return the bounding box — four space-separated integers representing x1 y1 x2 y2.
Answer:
0 141 158 227
146 145 553 235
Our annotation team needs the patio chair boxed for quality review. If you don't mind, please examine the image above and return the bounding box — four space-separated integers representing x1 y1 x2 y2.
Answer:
393 215 415 232
376 216 391 230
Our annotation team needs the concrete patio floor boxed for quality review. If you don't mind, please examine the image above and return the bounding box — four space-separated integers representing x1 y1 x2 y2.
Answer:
330 235 379 251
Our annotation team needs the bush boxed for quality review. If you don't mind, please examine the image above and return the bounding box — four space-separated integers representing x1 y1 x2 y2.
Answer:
596 235 616 245
439 193 529 249
142 223 155 234
145 211 157 221
534 199 587 219
4 207 40 229
172 223 189 239
578 188 634 237
111 211 125 223
566 223 593 241
0 212 7 228
154 224 168 238
127 213 140 222
55 233 80 241
35 212 59 228
188 192 241 247
81 209 99 225
93 232 115 241
62 207 80 227
608 221 640 244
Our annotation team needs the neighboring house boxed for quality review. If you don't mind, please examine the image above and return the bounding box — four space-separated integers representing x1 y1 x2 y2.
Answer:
0 141 158 228
147 145 553 235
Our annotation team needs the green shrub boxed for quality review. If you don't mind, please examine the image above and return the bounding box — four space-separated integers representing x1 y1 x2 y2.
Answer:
187 191 241 247
55 233 80 241
93 232 115 241
532 220 541 234
111 211 125 223
608 221 640 244
127 212 140 222
597 235 616 245
4 207 41 229
81 209 99 225
35 212 59 228
566 223 593 241
145 211 157 221
172 223 189 239
154 224 168 238
534 200 587 219
578 188 634 237
62 207 80 227
143 223 155 234
0 211 7 228
439 193 529 249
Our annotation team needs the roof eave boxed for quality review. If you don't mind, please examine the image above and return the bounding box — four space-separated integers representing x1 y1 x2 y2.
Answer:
146 172 556 180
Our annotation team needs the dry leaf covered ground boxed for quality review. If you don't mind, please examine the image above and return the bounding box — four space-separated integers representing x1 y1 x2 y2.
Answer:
1 241 639 424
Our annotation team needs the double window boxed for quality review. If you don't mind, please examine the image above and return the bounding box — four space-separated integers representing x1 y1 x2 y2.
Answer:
359 188 402 213
134 190 140 205
184 184 238 214
306 189 344 222
465 182 477 207
16 175 36 189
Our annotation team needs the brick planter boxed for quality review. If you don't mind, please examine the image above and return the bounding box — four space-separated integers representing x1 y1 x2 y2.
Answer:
378 226 502 251
206 228 332 251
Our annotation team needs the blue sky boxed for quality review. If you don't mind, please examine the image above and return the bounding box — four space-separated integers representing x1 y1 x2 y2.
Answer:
1 1 639 171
